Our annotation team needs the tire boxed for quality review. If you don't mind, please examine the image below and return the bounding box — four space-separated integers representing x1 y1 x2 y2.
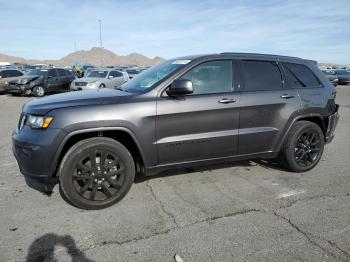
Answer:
32 86 45 97
99 84 106 88
280 121 324 172
59 137 135 209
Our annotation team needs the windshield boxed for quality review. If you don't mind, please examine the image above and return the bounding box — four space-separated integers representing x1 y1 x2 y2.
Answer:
121 59 190 93
86 70 108 78
25 69 47 76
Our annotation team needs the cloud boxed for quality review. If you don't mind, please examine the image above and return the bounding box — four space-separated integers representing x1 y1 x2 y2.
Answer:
0 0 349 63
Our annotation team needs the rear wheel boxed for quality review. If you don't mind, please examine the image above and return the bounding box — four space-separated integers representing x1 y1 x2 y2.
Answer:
33 86 45 97
59 137 135 209
280 121 324 172
99 84 106 88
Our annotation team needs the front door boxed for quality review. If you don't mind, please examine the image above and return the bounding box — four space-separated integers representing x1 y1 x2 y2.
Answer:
46 69 59 92
156 60 240 165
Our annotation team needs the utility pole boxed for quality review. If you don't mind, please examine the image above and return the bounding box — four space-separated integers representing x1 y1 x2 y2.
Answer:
98 19 103 67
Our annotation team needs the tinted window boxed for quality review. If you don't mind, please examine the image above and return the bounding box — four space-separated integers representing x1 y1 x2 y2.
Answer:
241 60 282 91
283 63 321 88
57 69 66 77
110 71 124 78
180 60 233 95
0 70 10 78
336 70 350 75
48 69 58 77
114 71 123 77
12 70 23 77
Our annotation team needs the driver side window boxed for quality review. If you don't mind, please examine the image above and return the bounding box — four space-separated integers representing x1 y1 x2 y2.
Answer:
180 60 233 95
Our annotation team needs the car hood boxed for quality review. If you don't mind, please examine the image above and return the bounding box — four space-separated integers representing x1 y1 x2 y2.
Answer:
23 88 131 115
74 77 104 83
12 75 41 84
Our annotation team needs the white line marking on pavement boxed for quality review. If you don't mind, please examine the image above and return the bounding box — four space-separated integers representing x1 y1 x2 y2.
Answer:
277 189 306 198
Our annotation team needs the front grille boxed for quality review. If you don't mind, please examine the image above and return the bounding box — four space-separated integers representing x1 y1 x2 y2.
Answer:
75 82 87 86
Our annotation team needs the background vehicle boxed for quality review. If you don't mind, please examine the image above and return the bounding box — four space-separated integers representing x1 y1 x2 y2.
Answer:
125 68 141 79
322 70 338 86
0 69 23 94
7 68 76 97
12 53 339 209
335 69 350 85
70 68 128 90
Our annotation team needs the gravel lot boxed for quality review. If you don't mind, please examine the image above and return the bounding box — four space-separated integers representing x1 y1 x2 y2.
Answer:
0 86 349 262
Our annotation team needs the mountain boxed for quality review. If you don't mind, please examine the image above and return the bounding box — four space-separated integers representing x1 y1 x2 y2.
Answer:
0 47 165 67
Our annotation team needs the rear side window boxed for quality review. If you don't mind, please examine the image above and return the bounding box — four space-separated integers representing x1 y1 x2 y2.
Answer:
180 60 233 95
241 60 282 91
282 63 321 88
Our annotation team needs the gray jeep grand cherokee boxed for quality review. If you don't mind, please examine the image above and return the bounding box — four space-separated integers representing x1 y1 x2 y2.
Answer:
12 53 339 209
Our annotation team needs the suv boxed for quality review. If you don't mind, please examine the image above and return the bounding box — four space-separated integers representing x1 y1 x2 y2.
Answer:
12 53 339 209
0 69 23 94
7 68 76 97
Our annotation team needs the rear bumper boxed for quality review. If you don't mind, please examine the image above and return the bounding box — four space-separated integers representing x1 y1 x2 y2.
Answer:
325 105 339 143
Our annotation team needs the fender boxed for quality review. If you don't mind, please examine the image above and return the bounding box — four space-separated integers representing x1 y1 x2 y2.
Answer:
49 126 147 176
275 112 326 152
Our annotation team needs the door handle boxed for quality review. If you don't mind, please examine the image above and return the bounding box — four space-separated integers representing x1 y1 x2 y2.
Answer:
281 94 295 99
218 98 237 104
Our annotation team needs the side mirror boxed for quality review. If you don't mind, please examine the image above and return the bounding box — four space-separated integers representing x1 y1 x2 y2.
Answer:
166 79 193 96
108 75 114 79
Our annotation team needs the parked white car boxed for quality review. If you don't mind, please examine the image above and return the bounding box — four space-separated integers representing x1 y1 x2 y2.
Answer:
70 69 129 90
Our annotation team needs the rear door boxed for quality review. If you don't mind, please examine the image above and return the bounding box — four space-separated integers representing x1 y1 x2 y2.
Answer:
237 60 300 155
156 60 240 164
281 62 324 109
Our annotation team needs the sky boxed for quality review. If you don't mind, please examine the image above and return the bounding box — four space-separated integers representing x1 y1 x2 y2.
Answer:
0 0 349 64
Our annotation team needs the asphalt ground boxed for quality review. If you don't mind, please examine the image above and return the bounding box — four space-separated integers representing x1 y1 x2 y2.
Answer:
0 86 349 262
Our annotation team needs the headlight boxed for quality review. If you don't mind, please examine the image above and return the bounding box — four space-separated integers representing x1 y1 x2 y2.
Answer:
4 81 8 85
27 115 54 129
29 82 36 87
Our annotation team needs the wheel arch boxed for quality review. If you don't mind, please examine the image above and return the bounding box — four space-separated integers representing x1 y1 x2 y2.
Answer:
276 114 328 152
51 127 146 178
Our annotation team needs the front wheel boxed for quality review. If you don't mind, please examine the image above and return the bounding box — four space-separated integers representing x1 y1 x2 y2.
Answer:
32 86 45 97
280 121 324 172
59 137 135 209
99 84 106 88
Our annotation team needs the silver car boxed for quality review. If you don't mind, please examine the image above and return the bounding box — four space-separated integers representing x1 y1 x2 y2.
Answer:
70 69 129 90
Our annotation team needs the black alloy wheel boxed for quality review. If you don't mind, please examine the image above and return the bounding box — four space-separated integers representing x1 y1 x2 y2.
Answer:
294 129 321 167
59 137 135 209
280 121 324 172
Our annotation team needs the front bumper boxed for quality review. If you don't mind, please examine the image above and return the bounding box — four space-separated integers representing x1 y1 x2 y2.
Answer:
12 126 67 192
325 105 339 143
6 84 30 94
